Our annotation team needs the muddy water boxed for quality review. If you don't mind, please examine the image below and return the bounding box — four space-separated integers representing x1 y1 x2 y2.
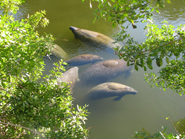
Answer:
18 0 185 138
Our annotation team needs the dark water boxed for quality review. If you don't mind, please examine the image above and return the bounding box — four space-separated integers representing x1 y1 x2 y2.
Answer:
18 0 185 138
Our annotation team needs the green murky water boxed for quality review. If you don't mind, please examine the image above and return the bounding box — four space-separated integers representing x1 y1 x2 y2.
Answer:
18 0 185 138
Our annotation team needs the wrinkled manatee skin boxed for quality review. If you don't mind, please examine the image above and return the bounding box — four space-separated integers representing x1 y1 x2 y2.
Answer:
66 54 103 66
69 26 121 51
80 59 132 85
57 67 79 90
87 82 138 101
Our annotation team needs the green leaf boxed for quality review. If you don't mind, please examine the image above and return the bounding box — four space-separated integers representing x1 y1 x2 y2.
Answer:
156 57 163 67
135 64 138 71
144 66 147 71
127 61 130 66
166 0 171 4
165 57 170 64
147 63 153 70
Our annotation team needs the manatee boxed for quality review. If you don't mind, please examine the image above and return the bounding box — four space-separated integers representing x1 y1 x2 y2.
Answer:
66 54 103 66
69 26 121 53
57 67 79 90
87 82 138 101
50 44 68 60
80 59 132 85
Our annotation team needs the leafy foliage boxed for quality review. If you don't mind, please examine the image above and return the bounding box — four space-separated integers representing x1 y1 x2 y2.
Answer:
84 0 185 95
0 0 89 138
84 0 185 138
88 0 169 27
116 21 185 94
175 117 185 135
132 127 185 139
132 116 185 138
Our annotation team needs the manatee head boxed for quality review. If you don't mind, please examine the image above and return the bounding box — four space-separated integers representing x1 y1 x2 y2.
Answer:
108 83 137 101
69 26 78 31
69 26 114 46
69 26 80 38
107 83 138 95
69 26 98 41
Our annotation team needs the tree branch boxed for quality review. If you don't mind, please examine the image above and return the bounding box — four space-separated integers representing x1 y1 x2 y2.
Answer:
0 121 46 139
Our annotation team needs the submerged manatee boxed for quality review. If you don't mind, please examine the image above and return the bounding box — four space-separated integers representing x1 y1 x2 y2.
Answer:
69 26 121 53
80 59 132 85
87 82 137 101
50 44 68 60
57 67 79 90
66 54 103 66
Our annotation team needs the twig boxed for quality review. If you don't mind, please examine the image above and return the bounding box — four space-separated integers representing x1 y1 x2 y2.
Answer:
159 131 166 139
0 121 46 139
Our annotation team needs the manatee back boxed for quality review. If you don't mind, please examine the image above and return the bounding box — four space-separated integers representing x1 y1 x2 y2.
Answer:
80 59 132 85
57 67 79 89
51 44 68 60
66 54 103 66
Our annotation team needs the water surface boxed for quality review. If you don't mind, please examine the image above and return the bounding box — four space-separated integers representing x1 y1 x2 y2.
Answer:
18 0 185 138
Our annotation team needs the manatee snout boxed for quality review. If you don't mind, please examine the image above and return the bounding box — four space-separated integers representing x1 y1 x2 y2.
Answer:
122 86 138 95
69 26 78 31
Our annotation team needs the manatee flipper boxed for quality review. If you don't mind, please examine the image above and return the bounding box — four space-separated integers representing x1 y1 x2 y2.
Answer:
113 95 124 101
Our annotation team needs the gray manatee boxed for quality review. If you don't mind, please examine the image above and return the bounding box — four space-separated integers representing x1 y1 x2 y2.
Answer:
80 59 132 85
57 67 79 90
66 54 103 66
69 26 121 53
87 82 138 101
